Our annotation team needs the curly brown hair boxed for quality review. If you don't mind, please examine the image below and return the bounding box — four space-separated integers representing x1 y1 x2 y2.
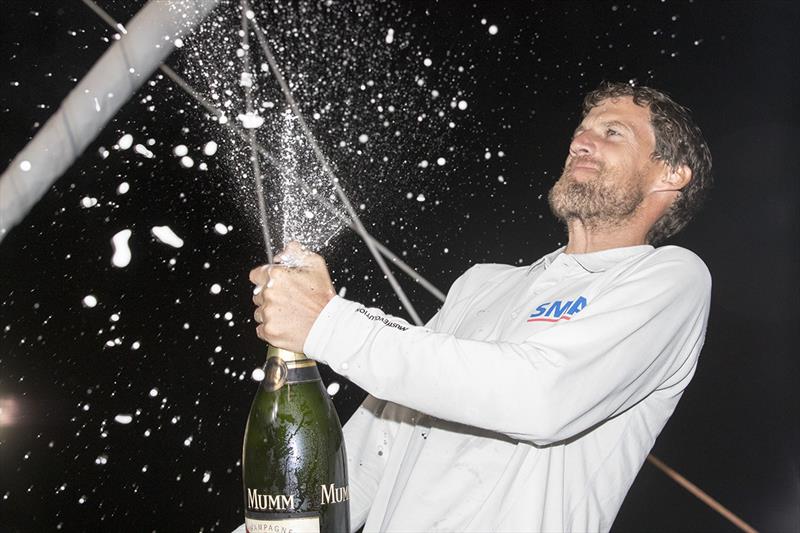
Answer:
582 81 713 244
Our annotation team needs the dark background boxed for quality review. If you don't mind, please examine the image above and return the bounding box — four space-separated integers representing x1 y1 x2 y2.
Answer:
1 1 798 531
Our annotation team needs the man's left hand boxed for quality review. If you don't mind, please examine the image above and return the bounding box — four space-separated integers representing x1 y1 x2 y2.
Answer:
249 241 336 353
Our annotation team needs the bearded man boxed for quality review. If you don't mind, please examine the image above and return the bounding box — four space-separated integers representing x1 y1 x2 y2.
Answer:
248 81 713 532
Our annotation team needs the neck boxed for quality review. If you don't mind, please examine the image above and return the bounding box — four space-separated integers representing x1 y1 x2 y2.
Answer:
564 217 650 254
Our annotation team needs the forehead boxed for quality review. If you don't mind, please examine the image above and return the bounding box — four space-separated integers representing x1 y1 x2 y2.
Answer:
583 96 655 140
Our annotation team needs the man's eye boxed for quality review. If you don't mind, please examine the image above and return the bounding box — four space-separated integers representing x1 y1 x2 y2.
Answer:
606 128 621 137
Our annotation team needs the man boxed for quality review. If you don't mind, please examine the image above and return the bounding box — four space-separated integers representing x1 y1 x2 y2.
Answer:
249 82 713 532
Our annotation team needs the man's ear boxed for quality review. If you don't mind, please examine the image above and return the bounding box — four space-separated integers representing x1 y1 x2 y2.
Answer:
665 164 692 191
652 164 692 193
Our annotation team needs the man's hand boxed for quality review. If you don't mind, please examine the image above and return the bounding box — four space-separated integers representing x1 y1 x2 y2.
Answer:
249 241 336 353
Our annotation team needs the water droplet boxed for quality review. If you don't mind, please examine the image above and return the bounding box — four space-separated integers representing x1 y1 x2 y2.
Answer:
151 226 184 248
118 134 133 150
203 141 218 156
111 229 132 268
114 414 133 424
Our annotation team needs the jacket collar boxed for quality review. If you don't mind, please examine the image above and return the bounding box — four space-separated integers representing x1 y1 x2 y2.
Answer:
530 245 654 273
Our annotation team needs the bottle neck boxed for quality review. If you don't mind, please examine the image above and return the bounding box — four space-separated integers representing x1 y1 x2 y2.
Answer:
260 345 319 391
267 345 309 363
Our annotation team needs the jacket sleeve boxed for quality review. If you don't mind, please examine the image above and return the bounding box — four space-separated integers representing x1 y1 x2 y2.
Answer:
306 252 711 445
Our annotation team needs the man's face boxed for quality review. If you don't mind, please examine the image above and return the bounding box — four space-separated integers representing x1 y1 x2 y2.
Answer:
549 96 664 228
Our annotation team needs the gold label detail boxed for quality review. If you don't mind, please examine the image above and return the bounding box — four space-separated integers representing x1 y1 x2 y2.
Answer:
267 345 309 363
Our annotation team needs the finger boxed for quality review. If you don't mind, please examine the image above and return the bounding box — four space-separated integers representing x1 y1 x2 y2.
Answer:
256 324 267 342
249 264 270 285
265 265 286 284
253 308 261 323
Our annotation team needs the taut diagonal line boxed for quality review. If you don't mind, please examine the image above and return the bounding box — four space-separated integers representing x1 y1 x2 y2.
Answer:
646 454 759 533
240 0 273 262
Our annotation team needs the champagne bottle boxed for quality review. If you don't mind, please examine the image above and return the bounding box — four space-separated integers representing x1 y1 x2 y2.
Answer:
242 345 350 533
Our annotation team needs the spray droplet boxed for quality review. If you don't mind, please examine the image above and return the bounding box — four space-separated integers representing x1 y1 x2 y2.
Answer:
151 226 184 248
118 134 133 150
237 112 264 129
203 141 218 156
111 229 132 268
81 197 98 208
114 414 133 425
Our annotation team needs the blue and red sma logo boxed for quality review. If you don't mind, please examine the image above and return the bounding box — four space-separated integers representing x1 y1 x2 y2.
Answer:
528 296 587 323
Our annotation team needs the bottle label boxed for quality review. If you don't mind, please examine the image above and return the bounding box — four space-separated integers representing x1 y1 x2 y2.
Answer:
245 515 319 533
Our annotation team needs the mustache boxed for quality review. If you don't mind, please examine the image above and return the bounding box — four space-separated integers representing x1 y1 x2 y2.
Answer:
565 156 604 172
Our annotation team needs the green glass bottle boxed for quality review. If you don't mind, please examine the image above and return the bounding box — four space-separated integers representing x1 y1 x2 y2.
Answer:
242 345 350 532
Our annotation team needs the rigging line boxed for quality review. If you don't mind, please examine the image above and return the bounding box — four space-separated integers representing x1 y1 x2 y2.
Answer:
246 15 423 327
646 454 759 533
79 0 125 35
240 0 273 262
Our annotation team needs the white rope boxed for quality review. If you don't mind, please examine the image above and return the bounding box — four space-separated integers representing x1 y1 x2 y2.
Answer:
646 454 758 533
239 0 273 262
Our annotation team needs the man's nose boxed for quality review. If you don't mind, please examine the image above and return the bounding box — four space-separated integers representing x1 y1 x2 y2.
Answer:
569 130 596 157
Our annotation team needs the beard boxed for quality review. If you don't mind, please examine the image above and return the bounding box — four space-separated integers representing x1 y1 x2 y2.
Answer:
548 158 646 229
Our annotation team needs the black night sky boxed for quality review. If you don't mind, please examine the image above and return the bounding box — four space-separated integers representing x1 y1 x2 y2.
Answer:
1 1 798 531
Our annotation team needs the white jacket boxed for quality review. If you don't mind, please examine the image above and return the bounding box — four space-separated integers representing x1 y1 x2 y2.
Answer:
304 245 712 532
